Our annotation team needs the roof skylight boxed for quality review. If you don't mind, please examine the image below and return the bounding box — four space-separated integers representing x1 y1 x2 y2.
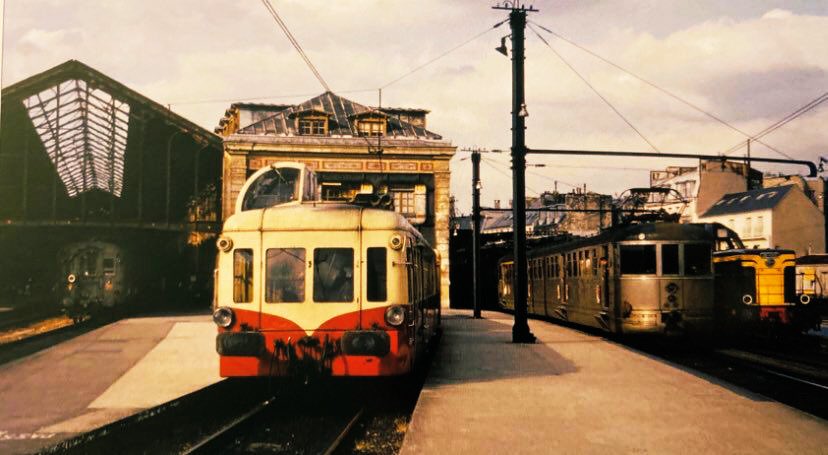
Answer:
23 79 130 197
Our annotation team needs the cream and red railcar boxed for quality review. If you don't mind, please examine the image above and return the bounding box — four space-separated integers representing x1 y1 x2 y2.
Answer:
212 163 440 377
499 223 739 335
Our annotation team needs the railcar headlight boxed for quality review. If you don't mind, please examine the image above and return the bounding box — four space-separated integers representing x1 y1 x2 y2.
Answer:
213 306 235 328
385 305 406 326
667 294 677 303
67 274 76 284
216 237 233 252
742 294 754 305
800 294 811 305
665 283 678 294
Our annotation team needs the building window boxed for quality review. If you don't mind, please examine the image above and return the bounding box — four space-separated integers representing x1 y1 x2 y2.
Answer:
297 116 327 135
394 191 416 217
357 119 385 137
755 216 764 236
744 217 752 237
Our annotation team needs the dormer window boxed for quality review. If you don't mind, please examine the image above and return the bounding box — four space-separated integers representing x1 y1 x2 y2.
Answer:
299 116 327 135
357 118 386 137
350 111 388 137
289 109 330 136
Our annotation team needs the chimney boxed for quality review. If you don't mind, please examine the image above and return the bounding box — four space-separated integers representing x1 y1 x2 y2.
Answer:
494 200 501 209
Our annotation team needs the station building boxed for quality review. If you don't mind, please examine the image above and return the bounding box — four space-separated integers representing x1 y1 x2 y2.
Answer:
215 92 457 307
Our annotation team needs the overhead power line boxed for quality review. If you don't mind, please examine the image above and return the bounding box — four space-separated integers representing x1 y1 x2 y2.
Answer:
529 20 790 159
529 24 661 154
260 0 331 92
722 91 828 156
381 19 508 89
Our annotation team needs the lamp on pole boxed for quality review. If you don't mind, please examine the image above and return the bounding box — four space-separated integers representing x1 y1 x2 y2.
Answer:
493 1 537 343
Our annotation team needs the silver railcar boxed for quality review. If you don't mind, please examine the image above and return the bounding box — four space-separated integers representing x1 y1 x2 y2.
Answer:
499 223 739 335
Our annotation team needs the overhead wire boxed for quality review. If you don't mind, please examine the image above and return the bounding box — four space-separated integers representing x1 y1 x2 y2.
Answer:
260 0 331 92
480 158 542 196
381 18 508 89
529 20 791 159
528 24 661 154
721 92 828 156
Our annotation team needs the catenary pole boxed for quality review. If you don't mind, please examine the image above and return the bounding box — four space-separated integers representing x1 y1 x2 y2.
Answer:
472 149 482 319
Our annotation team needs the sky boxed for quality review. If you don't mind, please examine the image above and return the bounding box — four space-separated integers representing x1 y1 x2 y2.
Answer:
3 0 828 214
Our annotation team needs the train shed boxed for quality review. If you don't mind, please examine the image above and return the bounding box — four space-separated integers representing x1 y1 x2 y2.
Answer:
0 60 223 312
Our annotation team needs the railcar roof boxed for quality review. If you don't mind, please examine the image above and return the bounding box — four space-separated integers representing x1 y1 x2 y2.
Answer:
222 202 427 242
504 222 722 260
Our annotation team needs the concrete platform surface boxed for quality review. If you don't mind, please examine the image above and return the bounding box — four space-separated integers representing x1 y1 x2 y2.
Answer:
0 314 220 454
401 311 828 455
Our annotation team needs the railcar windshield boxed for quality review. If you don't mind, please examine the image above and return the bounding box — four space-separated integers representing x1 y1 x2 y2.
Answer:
265 248 306 303
366 247 387 302
314 248 354 302
620 245 656 275
241 168 301 210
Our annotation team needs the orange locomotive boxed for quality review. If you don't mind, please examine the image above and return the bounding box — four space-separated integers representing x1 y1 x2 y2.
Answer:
212 163 441 377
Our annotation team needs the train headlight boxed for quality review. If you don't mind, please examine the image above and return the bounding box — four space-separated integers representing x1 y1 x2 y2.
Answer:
764 258 776 267
213 306 235 328
216 237 233 252
667 294 677 303
67 274 76 284
742 294 754 305
800 294 811 305
665 283 679 294
385 305 406 326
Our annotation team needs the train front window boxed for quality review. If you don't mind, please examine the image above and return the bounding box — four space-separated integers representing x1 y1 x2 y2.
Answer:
233 249 254 303
620 245 656 275
662 244 679 275
241 168 301 211
265 248 306 303
684 244 711 276
367 247 387 302
314 248 354 302
102 258 115 274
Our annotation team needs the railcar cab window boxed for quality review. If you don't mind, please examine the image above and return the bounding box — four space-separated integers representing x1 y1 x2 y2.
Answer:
367 247 387 302
233 249 254 303
314 248 354 302
620 245 656 275
684 244 711 276
662 244 680 275
102 257 116 274
265 248 306 303
241 168 301 210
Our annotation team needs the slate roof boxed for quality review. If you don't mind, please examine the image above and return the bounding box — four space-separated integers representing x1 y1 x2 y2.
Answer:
701 185 794 217
236 91 442 140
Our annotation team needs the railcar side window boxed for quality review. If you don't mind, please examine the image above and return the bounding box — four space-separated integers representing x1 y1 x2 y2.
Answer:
684 244 711 276
662 244 679 275
265 248 306 303
233 249 254 303
620 245 656 275
314 248 354 302
367 247 387 302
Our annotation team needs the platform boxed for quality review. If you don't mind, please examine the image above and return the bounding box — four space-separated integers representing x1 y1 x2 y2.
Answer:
401 310 828 454
0 314 220 454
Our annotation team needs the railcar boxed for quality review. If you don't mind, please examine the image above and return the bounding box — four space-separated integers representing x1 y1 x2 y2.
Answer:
58 240 129 322
499 223 738 335
713 249 822 333
212 163 440 378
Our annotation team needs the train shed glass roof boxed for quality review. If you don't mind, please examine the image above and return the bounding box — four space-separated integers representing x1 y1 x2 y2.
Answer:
23 79 130 197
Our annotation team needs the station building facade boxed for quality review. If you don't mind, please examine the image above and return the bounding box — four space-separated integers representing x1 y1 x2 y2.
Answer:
216 92 456 307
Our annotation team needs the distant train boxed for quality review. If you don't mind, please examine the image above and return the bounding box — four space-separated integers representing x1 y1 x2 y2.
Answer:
498 222 741 335
794 254 828 330
58 240 130 322
212 163 441 378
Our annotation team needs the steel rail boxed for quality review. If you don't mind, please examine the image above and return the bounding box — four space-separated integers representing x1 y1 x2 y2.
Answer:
323 407 366 455
182 397 276 455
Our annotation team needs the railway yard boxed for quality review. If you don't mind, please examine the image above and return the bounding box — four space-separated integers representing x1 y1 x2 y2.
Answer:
0 309 826 454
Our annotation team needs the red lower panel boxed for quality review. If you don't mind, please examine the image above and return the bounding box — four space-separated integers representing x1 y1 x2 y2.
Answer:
219 306 414 377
